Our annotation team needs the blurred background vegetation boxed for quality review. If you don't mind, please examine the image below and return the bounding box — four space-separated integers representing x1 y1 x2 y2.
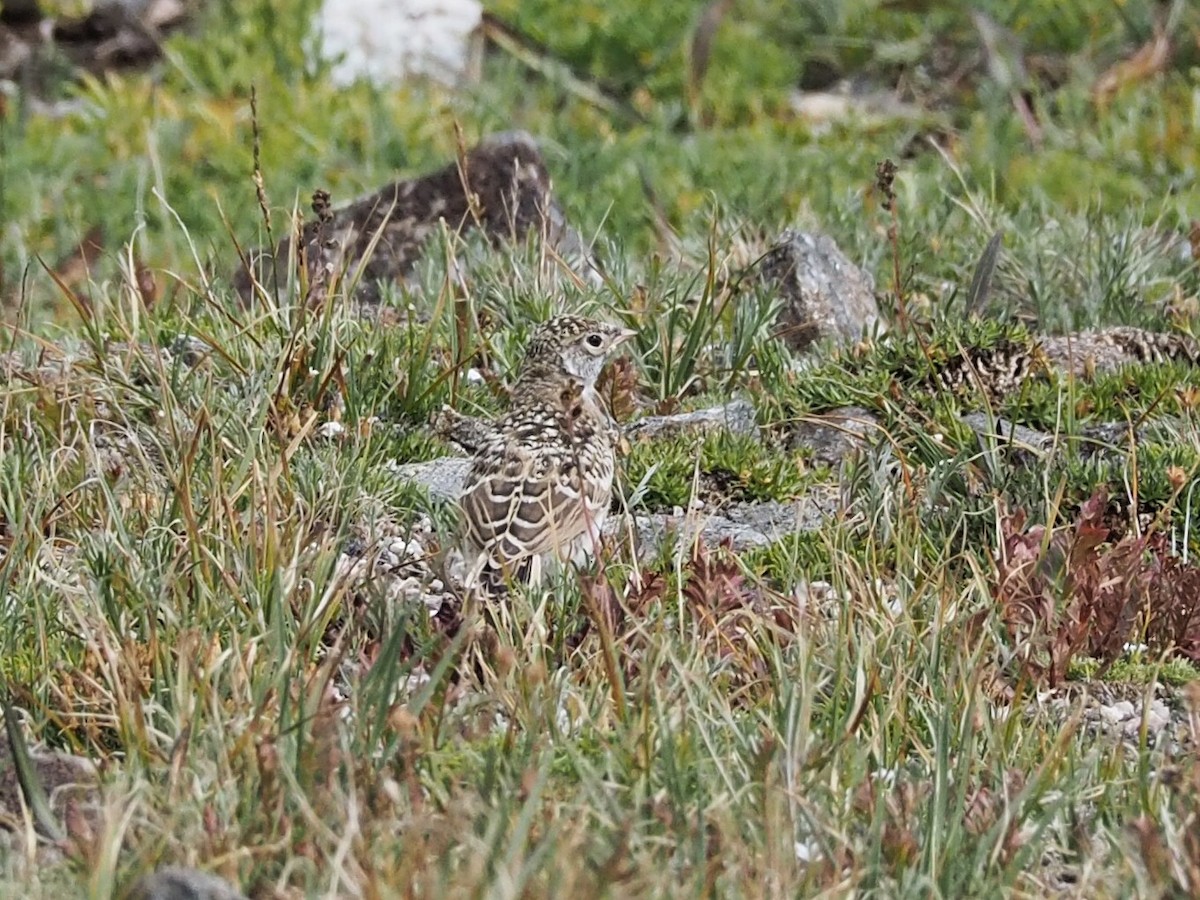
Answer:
1 0 1198 326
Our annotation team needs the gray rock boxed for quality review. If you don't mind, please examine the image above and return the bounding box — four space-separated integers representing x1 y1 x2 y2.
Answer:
129 867 249 900
0 729 99 828
758 230 882 352
625 398 757 442
389 456 472 501
623 494 833 555
960 412 1054 464
787 406 878 466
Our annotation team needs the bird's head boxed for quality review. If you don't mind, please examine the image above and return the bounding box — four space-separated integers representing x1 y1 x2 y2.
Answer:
522 315 636 388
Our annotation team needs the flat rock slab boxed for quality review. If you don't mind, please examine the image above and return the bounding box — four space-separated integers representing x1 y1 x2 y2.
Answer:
786 405 879 466
758 229 882 352
626 493 835 555
388 456 473 502
233 132 596 305
624 398 757 441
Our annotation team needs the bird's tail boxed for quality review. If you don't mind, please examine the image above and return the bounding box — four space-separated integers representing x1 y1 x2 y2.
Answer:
466 556 533 601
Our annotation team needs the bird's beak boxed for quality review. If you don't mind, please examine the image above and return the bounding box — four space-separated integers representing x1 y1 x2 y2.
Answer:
616 327 637 345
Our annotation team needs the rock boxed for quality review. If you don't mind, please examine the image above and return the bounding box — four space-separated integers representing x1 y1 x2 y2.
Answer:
625 399 757 442
757 230 882 353
1040 327 1199 378
0 728 99 828
626 495 833 555
0 24 32 80
786 405 878 466
315 0 483 87
129 867 249 900
960 412 1053 464
431 405 497 455
335 514 452 616
233 132 597 305
388 456 472 501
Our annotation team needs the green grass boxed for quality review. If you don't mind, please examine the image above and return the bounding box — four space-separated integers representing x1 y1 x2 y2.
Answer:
2 0 1200 896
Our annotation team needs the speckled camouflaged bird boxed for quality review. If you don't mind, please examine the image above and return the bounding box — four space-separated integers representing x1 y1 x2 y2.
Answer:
457 315 635 598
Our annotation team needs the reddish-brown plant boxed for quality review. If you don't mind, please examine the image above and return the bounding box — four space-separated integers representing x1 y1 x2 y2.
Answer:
993 489 1200 685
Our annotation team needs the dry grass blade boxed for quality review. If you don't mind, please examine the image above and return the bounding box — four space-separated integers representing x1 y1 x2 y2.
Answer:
688 0 734 108
1093 29 1173 107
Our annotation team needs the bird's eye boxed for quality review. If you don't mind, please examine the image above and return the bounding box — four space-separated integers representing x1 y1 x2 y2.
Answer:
585 333 604 349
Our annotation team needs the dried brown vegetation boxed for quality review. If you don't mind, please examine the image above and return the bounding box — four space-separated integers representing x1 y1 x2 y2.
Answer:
993 490 1200 686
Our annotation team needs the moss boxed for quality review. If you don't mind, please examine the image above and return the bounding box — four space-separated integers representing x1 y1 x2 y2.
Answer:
625 430 815 511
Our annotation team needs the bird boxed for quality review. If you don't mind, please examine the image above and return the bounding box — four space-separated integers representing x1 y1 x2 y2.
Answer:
456 315 636 598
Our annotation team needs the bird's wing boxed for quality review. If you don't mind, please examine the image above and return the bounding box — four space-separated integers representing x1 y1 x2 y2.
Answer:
459 440 594 563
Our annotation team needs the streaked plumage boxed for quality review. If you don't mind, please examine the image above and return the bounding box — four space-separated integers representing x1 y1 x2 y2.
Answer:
457 315 635 597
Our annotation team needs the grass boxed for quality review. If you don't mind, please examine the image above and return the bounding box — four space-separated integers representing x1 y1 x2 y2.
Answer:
2 0 1200 896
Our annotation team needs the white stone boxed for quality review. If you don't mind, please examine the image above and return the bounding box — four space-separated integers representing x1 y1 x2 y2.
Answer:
1098 701 1136 725
315 0 483 87
794 839 821 863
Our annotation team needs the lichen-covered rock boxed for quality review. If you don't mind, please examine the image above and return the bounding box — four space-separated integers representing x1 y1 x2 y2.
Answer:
758 230 882 352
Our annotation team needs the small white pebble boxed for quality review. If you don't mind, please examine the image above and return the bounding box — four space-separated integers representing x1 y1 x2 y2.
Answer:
421 594 444 615
688 498 705 510
1099 701 1136 725
381 778 403 805
466 367 485 384
671 506 684 517
794 840 821 863
318 421 346 438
